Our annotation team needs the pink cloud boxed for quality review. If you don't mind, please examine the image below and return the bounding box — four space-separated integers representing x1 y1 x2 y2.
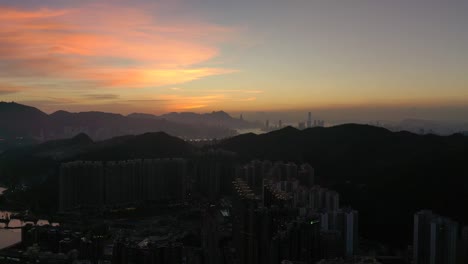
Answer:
0 4 236 89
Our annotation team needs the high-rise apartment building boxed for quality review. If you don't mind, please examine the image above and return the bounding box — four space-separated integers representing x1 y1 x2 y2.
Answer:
194 149 237 200
307 186 339 212
320 208 359 257
59 161 104 211
413 210 458 264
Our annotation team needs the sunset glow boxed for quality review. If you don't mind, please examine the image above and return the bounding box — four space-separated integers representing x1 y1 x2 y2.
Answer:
2 0 468 119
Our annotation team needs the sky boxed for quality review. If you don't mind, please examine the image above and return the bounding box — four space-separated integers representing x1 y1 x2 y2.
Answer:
1 0 468 122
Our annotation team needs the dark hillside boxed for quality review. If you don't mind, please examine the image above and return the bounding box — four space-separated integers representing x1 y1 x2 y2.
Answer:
218 124 468 247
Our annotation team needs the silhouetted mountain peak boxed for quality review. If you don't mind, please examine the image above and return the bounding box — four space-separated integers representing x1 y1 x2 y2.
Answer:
127 113 158 120
268 125 299 135
0 101 47 117
50 110 72 118
0 102 49 138
208 111 230 118
139 131 172 139
78 111 124 118
77 131 193 160
71 133 93 144
159 110 254 129
332 123 377 129
51 110 70 115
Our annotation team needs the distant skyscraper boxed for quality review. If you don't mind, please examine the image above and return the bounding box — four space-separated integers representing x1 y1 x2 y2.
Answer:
265 120 270 129
413 210 458 264
278 120 282 128
240 114 244 121
312 120 325 127
307 112 312 128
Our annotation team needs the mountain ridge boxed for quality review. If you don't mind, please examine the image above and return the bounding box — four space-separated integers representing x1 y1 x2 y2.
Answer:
129 110 253 129
0 102 249 144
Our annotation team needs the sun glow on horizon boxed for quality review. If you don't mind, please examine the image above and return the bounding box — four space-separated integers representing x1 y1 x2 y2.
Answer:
1 1 468 120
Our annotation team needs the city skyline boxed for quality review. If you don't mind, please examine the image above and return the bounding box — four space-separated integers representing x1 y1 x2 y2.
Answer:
1 0 468 121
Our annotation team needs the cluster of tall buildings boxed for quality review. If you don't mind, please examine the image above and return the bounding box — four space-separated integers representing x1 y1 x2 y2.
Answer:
300 112 325 130
232 160 359 263
262 112 325 131
293 186 339 211
413 210 468 264
263 119 284 131
55 156 468 263
59 159 188 211
59 151 241 211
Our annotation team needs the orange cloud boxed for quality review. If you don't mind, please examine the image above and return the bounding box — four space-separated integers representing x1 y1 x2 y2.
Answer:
237 97 257 102
0 83 26 94
211 89 264 94
124 94 226 112
86 68 235 88
0 4 236 89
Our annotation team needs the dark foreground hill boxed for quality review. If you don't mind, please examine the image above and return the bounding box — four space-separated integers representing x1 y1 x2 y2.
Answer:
0 134 94 185
0 131 195 213
218 124 468 247
0 132 194 185
2 124 467 248
76 132 194 161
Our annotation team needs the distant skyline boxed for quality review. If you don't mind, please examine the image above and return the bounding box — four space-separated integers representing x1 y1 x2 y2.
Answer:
1 0 468 121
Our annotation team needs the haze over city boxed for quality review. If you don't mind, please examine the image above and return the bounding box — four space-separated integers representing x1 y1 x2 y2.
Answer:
1 0 468 122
